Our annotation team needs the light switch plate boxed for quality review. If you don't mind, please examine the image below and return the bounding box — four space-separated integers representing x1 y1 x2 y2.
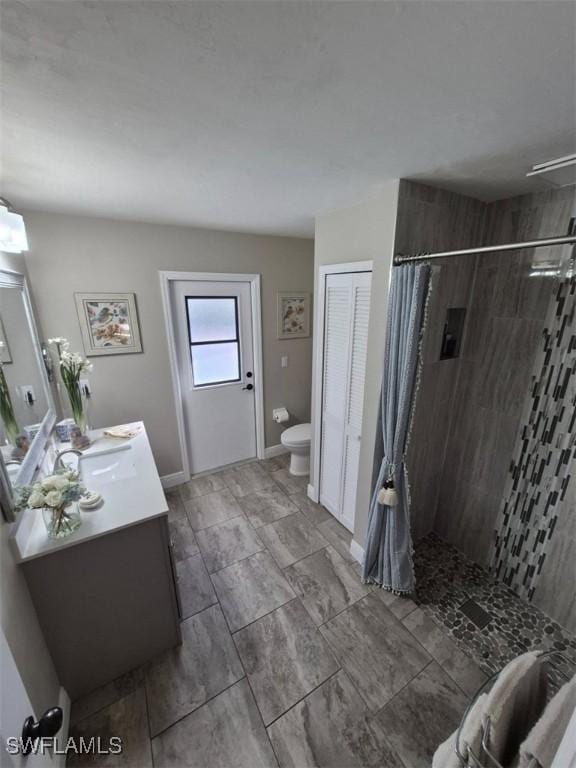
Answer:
281 356 288 368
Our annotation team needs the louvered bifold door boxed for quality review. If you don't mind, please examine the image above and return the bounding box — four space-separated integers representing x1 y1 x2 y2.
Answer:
320 273 352 516
320 271 372 529
340 272 372 530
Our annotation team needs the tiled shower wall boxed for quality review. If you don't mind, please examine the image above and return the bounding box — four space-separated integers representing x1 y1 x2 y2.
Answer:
397 181 484 542
403 181 576 632
492 271 576 626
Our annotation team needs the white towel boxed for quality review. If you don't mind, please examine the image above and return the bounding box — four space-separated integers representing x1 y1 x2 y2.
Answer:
103 424 142 439
551 705 576 768
519 673 576 768
482 652 548 767
433 693 487 768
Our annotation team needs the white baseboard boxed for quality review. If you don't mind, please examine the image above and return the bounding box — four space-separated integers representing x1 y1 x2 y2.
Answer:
55 685 71 767
307 483 318 502
263 444 288 459
349 539 365 567
161 471 187 489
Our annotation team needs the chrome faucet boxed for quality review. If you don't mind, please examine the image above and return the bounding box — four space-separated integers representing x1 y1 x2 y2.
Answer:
53 449 83 472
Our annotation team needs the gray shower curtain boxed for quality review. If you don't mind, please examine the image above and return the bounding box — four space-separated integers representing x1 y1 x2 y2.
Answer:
362 263 430 593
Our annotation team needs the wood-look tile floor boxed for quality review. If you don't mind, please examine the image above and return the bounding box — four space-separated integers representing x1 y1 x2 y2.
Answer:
69 456 483 768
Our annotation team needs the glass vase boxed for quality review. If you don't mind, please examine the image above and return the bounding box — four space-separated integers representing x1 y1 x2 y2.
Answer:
67 383 90 449
42 502 82 539
70 423 90 450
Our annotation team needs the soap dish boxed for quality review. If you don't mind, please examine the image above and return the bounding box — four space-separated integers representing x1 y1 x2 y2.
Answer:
79 492 103 510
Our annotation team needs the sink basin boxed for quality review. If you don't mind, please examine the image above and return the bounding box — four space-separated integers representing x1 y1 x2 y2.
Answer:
79 444 137 485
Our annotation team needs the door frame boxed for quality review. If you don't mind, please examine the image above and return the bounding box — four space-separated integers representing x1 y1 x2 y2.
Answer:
159 271 265 483
309 261 373 506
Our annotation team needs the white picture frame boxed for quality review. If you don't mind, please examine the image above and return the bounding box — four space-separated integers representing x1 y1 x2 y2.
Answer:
277 291 310 339
75 292 143 356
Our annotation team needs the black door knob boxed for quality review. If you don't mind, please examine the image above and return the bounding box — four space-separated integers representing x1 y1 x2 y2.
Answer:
242 383 254 391
246 371 253 378
22 707 63 754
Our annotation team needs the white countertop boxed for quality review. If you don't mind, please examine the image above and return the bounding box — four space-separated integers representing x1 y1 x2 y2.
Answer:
11 422 169 563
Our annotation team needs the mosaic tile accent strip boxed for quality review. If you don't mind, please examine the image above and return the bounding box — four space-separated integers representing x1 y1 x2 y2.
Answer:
414 533 576 685
491 272 576 602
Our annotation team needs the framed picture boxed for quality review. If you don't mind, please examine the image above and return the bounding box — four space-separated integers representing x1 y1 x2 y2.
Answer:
74 293 142 356
0 316 12 364
277 292 310 339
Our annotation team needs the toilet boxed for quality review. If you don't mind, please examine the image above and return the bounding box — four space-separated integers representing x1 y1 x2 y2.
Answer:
280 423 312 476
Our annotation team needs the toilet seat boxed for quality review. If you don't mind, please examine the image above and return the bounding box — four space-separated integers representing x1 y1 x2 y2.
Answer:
281 423 311 447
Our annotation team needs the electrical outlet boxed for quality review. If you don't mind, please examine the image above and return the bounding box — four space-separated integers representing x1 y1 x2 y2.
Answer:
79 379 92 398
281 355 288 368
20 385 35 405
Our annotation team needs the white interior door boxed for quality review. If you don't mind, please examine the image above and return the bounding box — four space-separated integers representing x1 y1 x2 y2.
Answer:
171 280 257 474
320 271 372 531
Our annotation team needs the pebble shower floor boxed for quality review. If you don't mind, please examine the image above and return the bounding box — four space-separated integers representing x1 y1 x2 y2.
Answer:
413 533 576 685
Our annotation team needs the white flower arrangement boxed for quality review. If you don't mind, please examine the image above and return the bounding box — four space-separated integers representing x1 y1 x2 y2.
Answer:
16 470 88 512
47 338 94 375
48 338 93 434
16 470 88 538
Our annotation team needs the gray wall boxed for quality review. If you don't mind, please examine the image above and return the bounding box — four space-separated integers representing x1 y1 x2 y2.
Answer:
0 250 61 718
312 182 399 549
23 212 314 477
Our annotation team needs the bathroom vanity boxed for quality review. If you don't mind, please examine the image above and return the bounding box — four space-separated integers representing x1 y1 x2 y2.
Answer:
11 423 181 699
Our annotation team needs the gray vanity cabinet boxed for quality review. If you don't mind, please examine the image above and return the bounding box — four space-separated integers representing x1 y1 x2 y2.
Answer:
21 514 181 699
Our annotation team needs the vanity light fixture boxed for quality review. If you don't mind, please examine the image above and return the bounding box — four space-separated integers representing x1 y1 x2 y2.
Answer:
0 199 29 253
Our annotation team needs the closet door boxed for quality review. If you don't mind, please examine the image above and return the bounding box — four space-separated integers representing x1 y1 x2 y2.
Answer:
320 273 351 516
320 271 372 530
340 272 371 530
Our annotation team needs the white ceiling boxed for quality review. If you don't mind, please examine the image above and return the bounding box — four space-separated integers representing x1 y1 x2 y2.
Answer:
2 1 575 237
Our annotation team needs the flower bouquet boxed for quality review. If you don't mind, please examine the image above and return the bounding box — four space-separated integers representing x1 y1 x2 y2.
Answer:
16 470 88 539
49 338 93 449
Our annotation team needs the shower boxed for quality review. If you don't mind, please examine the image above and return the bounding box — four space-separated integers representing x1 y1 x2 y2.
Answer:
374 179 576 675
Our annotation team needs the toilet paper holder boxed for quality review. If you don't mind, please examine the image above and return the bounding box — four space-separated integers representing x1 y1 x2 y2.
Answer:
273 408 290 424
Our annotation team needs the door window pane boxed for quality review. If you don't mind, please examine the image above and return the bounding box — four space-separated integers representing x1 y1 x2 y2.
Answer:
186 296 241 387
191 342 240 386
187 298 238 343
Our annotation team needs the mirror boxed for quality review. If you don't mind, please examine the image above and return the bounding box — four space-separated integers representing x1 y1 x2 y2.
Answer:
0 269 56 520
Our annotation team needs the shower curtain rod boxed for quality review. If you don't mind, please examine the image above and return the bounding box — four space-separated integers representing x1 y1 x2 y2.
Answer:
393 234 576 265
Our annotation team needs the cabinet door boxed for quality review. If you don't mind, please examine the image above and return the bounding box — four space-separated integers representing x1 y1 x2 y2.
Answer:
22 517 181 699
320 271 372 531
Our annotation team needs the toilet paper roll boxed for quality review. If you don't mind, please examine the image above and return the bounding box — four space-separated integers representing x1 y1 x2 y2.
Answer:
273 407 290 423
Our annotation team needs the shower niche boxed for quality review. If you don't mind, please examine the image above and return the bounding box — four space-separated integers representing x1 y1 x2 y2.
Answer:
439 306 466 360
